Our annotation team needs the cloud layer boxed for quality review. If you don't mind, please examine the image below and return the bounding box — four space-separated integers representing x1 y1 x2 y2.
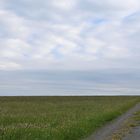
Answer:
0 0 140 70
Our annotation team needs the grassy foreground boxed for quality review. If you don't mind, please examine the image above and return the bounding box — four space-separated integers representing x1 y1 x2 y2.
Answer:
0 96 140 140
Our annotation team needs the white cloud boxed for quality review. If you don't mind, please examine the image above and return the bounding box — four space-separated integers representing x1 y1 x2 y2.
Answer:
0 9 30 39
85 38 105 54
104 46 131 59
0 0 140 70
0 38 31 59
51 0 76 10
0 61 22 70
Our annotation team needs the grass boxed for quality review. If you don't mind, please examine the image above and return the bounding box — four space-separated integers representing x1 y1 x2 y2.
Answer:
0 96 140 140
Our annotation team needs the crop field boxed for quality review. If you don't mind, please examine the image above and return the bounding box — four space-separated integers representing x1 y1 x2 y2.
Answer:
0 96 140 140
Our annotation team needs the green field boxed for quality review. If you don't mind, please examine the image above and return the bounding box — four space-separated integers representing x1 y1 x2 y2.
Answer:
0 96 140 140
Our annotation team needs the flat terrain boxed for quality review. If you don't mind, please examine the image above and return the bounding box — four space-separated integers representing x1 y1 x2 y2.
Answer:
0 96 140 140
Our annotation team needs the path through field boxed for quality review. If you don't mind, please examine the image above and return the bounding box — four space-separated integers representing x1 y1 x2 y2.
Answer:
85 103 140 140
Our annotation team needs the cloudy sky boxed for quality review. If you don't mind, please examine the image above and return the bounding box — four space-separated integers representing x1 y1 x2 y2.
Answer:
0 0 140 71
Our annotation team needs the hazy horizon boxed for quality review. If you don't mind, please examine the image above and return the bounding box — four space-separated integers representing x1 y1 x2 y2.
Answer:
0 70 140 96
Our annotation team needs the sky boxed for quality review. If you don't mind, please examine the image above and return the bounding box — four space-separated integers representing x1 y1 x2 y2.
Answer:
0 0 140 71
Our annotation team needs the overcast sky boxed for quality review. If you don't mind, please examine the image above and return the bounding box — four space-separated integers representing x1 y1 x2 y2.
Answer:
0 0 140 71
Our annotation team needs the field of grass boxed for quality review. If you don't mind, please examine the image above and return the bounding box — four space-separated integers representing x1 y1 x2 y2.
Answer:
0 96 140 140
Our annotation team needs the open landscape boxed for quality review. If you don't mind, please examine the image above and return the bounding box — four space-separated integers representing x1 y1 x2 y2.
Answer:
0 96 140 140
0 0 140 139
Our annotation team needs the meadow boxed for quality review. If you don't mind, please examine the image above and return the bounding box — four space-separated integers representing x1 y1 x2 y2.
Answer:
0 96 140 140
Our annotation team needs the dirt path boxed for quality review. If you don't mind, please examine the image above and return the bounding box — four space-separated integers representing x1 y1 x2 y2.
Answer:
122 126 140 140
85 103 140 140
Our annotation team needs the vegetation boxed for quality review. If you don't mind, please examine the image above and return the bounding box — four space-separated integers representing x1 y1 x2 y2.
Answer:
0 96 139 140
